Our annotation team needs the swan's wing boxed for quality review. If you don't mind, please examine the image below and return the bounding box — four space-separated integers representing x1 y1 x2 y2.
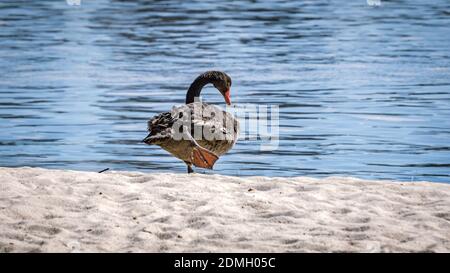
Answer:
189 105 239 141
147 112 174 131
144 112 175 144
145 103 239 147
144 104 199 143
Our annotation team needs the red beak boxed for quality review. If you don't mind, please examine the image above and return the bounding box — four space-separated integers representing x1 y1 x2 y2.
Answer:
223 89 231 105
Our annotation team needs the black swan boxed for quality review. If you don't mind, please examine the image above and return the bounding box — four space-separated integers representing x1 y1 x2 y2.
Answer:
143 71 239 173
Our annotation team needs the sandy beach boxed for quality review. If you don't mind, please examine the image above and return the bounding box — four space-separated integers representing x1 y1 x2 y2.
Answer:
0 167 449 253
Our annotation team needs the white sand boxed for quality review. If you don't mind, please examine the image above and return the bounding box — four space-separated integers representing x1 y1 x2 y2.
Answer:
0 167 449 253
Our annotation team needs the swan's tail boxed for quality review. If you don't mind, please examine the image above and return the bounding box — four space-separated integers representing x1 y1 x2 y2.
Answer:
142 133 161 145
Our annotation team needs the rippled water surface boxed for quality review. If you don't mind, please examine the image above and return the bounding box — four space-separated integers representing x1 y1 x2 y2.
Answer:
1 0 449 182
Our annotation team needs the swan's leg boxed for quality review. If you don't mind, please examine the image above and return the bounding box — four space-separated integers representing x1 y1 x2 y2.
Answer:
180 125 218 170
185 161 194 174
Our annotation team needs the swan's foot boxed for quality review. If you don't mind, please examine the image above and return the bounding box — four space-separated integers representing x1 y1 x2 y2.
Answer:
181 126 219 170
191 146 218 169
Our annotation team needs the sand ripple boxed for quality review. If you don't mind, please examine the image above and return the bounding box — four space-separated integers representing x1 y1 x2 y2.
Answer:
0 167 449 252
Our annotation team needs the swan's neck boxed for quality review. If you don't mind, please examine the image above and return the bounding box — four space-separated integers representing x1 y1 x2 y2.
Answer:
185 76 210 104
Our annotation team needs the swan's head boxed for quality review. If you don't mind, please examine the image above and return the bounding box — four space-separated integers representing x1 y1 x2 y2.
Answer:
203 71 232 105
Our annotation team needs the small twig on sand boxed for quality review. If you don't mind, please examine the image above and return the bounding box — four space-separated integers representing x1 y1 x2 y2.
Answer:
98 168 109 173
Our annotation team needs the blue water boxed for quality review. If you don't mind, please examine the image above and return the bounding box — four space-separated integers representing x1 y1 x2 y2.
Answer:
0 0 449 182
